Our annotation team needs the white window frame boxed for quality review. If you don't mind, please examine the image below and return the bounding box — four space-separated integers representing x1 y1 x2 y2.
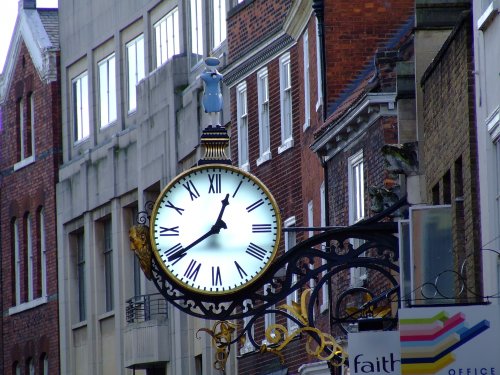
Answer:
348 150 365 224
237 81 249 170
72 71 90 143
27 214 34 301
19 98 25 159
284 216 299 331
42 354 48 375
98 53 117 128
279 52 294 153
14 219 21 305
28 358 34 375
239 299 255 355
348 150 367 286
315 18 323 111
190 0 204 66
303 31 310 131
40 209 47 298
126 34 145 114
154 7 180 68
319 182 329 312
212 0 227 49
257 67 271 165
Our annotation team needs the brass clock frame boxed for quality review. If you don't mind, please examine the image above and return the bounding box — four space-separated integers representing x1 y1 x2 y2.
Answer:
149 163 282 296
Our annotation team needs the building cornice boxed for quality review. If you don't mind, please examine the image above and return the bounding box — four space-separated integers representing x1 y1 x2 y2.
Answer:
311 93 397 160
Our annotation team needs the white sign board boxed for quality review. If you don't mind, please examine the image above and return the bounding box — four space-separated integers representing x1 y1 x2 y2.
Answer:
399 305 500 374
348 331 401 374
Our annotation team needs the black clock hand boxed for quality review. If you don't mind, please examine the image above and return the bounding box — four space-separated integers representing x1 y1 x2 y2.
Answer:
168 194 230 262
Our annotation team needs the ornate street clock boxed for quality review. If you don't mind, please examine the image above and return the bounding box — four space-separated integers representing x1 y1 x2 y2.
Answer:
150 164 281 296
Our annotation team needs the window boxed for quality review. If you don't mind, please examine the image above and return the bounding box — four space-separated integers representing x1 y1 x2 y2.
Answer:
76 232 86 322
320 182 329 312
40 354 48 375
18 93 35 162
14 362 20 375
212 0 226 49
237 81 249 169
240 299 254 354
154 7 180 68
27 94 35 156
126 35 145 113
257 68 271 165
190 0 203 66
26 214 34 301
279 53 293 152
13 219 21 305
27 358 34 375
348 150 365 224
72 72 89 142
131 207 141 297
348 150 366 286
315 18 323 109
98 53 117 128
303 31 310 130
39 209 47 297
284 216 298 330
103 220 114 312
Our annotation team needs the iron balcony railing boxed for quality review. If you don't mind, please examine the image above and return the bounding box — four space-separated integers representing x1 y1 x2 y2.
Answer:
125 293 168 323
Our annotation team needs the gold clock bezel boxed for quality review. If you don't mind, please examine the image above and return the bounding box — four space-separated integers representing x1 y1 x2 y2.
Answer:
150 164 282 296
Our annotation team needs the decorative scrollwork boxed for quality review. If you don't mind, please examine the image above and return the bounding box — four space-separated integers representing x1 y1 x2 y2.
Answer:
197 321 237 374
136 200 154 226
260 289 347 366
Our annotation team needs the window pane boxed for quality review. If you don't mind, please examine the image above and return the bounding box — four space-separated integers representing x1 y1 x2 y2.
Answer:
77 233 86 321
81 74 89 139
99 62 109 127
104 220 114 312
190 0 203 65
108 56 117 123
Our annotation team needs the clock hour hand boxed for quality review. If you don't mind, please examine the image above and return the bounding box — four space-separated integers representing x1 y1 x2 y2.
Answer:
215 194 230 223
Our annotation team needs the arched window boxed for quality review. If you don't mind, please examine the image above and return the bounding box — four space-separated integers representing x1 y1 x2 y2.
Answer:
39 208 47 297
12 218 21 305
27 357 35 375
40 353 48 375
26 213 34 301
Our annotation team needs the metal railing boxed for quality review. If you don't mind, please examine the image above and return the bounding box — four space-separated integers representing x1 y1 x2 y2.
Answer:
125 293 168 323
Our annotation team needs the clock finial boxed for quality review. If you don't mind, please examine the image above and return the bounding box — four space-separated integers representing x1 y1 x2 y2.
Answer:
198 57 231 165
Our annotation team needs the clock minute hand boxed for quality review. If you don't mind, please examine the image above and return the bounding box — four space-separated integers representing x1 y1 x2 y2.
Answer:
167 195 230 262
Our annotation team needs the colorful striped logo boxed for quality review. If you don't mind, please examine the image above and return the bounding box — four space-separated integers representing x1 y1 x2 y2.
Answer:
400 311 490 374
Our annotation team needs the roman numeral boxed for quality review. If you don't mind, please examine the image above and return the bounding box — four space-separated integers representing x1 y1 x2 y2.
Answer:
164 200 184 215
246 242 267 261
208 173 222 194
232 180 243 198
164 243 184 265
212 266 222 286
160 226 179 236
234 261 248 279
246 199 264 213
252 224 272 233
184 259 201 282
182 180 200 200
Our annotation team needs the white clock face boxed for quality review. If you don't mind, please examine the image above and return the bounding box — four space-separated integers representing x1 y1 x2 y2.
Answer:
151 164 281 295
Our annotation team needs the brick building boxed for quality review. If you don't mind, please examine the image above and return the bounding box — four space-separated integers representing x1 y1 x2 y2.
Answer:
420 10 482 300
224 0 326 373
0 1 61 374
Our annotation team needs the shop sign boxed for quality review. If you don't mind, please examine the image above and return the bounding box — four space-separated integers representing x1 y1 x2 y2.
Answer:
399 304 500 375
348 330 401 374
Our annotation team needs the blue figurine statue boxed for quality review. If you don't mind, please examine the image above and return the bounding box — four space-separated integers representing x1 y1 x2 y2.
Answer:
201 57 223 124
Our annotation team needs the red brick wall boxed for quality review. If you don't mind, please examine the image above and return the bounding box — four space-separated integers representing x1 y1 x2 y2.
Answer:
227 0 292 64
323 0 414 108
0 40 61 375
